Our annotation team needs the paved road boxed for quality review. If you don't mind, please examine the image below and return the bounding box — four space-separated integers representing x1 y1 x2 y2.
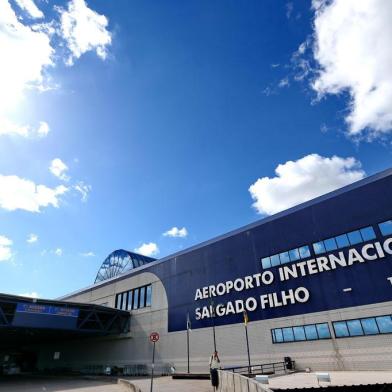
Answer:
0 376 213 392
125 376 212 392
0 377 122 392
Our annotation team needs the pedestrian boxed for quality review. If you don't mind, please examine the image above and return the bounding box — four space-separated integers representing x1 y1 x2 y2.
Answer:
209 350 220 390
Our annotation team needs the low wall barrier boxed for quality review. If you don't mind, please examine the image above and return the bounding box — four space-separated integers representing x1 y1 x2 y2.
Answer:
217 370 273 392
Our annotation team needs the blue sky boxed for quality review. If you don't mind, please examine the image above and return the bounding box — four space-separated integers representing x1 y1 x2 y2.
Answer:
0 0 391 299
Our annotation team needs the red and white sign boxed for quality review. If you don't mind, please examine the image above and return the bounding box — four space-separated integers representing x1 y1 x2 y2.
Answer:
150 332 160 343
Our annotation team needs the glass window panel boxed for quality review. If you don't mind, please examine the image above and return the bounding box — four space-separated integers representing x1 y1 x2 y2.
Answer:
379 220 392 236
127 291 133 310
133 289 139 310
376 316 392 333
115 294 122 309
347 320 363 336
261 257 271 269
324 238 338 252
146 285 152 307
293 326 306 341
299 246 310 259
334 321 349 337
282 327 294 342
121 292 128 310
289 248 300 262
316 323 331 339
270 254 280 267
347 230 362 245
360 226 376 241
279 252 290 264
274 329 283 343
304 324 318 340
335 234 350 248
139 286 146 308
313 241 326 255
361 318 379 335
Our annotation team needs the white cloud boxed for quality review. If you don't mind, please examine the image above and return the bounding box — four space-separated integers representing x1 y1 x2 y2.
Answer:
27 233 38 243
249 154 365 215
14 0 43 19
54 248 63 256
58 0 112 66
134 243 159 257
74 181 92 202
0 174 68 213
80 251 95 257
0 0 54 137
19 291 39 298
37 121 50 137
49 158 70 181
311 0 392 136
0 235 13 262
163 227 188 238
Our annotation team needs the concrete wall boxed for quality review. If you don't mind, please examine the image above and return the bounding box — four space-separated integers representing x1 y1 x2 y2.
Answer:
35 269 392 373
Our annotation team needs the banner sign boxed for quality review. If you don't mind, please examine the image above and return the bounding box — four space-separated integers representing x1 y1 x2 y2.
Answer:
13 302 79 330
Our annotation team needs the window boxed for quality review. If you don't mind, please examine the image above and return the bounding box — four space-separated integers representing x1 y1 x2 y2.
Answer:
115 293 122 309
324 238 338 252
270 254 280 267
304 324 318 340
361 318 379 335
293 326 306 341
146 285 152 307
262 257 271 269
333 321 349 337
333 315 392 338
289 248 300 261
115 284 152 311
133 289 139 310
316 323 331 339
379 220 392 236
121 292 128 310
261 224 378 270
347 320 363 336
335 234 350 248
279 252 290 264
360 226 376 241
313 241 326 255
272 323 331 343
376 316 392 333
347 230 362 245
299 246 310 258
127 291 133 310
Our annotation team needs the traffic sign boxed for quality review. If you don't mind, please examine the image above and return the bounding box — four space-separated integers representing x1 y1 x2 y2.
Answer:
150 332 159 343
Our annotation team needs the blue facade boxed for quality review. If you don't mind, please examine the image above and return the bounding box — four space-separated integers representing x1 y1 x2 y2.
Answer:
114 169 392 333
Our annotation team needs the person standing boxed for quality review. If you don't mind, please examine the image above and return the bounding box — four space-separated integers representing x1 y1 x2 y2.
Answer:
209 351 220 389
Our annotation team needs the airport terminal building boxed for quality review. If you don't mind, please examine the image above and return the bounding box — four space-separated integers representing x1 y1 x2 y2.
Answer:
2 168 392 374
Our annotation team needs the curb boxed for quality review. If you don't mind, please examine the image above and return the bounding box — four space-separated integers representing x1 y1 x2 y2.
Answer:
118 378 142 392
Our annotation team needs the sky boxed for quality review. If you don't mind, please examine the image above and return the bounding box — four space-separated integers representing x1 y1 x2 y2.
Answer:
0 0 391 299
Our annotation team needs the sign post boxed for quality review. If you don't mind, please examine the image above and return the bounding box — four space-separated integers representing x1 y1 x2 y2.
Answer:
149 332 159 392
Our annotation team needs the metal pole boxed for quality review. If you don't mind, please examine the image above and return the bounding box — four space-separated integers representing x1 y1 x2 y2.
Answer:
212 321 217 352
150 341 155 392
244 324 251 374
211 301 217 352
187 325 190 373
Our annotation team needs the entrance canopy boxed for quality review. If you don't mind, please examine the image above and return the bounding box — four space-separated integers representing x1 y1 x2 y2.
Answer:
0 293 130 348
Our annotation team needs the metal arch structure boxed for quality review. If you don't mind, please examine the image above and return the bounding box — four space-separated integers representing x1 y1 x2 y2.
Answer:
94 249 156 284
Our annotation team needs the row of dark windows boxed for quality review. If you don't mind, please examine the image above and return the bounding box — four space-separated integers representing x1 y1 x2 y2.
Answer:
262 220 392 270
115 284 152 311
272 314 392 344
